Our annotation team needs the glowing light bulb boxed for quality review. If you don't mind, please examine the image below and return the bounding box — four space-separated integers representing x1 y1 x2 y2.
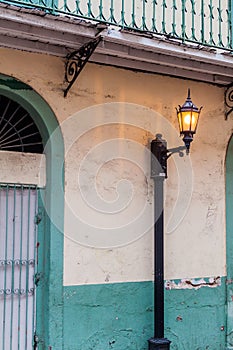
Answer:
184 114 191 126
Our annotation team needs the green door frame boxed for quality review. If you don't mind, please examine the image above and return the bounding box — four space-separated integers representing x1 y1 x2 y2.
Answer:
226 134 233 349
0 74 65 349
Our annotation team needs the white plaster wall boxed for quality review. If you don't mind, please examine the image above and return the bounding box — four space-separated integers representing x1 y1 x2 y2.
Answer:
0 151 45 187
0 48 232 285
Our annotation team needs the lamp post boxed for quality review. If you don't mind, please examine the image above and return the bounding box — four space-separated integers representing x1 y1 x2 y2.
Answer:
148 90 202 350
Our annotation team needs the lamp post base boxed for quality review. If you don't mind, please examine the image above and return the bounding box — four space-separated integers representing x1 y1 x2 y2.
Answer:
148 338 171 350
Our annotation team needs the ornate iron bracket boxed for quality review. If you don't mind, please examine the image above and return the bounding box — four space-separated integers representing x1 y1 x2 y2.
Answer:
64 36 102 97
151 134 186 179
225 83 233 119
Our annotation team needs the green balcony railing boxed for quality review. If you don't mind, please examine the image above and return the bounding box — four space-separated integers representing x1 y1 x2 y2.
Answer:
1 0 233 51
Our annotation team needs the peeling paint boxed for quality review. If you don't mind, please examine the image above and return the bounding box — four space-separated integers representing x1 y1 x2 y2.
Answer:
63 290 77 300
165 276 221 290
105 274 110 282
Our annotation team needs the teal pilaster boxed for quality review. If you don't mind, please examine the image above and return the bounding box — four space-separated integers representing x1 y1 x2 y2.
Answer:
226 136 233 349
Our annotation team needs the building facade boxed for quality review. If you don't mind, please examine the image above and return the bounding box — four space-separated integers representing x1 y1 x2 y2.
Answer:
0 1 233 349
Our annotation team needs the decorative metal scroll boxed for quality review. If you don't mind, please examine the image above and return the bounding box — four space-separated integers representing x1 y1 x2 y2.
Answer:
0 288 34 295
64 36 102 97
0 259 35 266
225 84 233 119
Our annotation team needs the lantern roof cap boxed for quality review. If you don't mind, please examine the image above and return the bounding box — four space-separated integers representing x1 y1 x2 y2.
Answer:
180 89 199 112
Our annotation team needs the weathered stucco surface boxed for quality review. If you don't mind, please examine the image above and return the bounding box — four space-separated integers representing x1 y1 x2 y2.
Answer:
0 150 45 186
63 279 226 350
1 46 232 350
0 48 232 285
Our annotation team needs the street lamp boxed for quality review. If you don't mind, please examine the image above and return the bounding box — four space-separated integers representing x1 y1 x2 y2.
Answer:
148 90 202 350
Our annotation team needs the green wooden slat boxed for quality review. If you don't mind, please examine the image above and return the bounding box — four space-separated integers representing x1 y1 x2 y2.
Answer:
190 0 197 41
87 0 93 17
121 0 125 27
142 0 147 30
98 0 105 20
181 0 187 42
217 0 223 46
172 0 177 37
208 0 215 45
109 0 116 23
76 0 83 15
162 0 167 34
151 0 157 32
201 0 205 43
131 0 136 28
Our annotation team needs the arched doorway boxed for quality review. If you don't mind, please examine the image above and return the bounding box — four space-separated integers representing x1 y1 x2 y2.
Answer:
0 74 64 349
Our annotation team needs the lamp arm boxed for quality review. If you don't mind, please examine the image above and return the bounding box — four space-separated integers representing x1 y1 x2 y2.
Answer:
166 145 186 159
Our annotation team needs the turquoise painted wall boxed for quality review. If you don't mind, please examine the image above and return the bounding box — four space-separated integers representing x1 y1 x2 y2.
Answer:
165 279 226 350
63 279 226 350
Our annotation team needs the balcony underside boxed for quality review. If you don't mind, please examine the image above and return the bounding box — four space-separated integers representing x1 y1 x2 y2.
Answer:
1 3 233 86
